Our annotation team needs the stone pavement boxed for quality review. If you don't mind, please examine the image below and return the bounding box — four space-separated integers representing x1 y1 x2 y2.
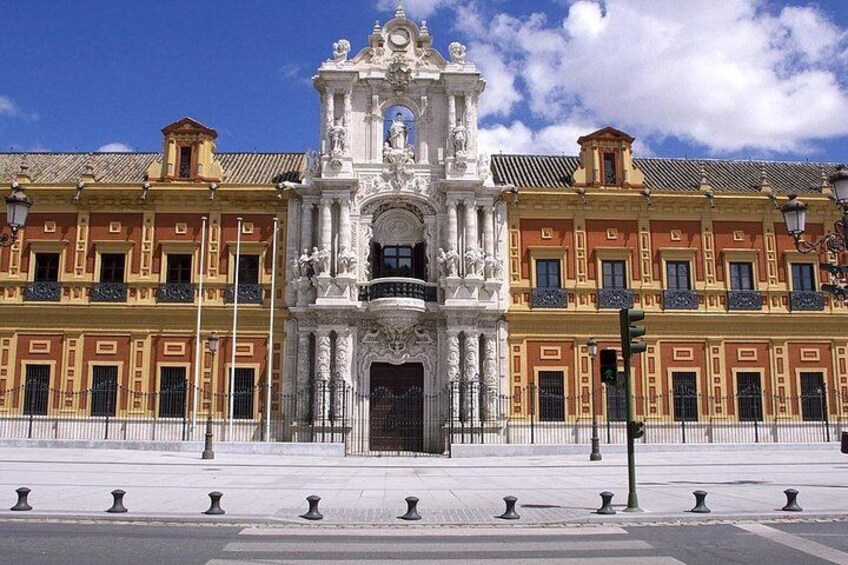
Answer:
0 445 846 526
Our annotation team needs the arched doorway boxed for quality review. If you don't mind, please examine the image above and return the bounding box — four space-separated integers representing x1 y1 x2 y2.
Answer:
369 362 424 452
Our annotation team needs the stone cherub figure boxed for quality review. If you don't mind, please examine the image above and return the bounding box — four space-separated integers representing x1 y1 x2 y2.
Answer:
332 39 351 62
448 41 467 64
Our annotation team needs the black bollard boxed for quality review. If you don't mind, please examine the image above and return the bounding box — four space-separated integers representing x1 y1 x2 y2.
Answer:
399 496 422 521
301 495 323 520
106 489 128 513
597 491 616 515
497 496 521 520
782 489 802 512
10 487 32 512
205 491 225 515
690 490 710 514
841 431 848 454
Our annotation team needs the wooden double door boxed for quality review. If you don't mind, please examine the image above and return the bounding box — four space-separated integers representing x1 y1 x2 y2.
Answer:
369 363 424 453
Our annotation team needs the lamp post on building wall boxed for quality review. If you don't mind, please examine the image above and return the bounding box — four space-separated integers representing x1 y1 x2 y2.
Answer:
588 337 602 461
781 166 848 298
1 183 33 247
202 332 220 460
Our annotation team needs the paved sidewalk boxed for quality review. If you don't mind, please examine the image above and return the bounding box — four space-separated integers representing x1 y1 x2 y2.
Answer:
0 446 846 526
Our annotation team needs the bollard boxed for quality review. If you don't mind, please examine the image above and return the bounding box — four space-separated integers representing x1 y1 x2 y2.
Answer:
497 496 521 520
782 489 802 512
690 490 710 514
300 495 323 520
10 487 32 512
205 491 225 515
201 414 215 460
841 431 848 454
597 492 616 515
399 496 422 521
106 489 128 513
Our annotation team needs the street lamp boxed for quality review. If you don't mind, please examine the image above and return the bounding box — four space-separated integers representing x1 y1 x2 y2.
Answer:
780 165 848 298
202 332 220 460
587 337 601 461
1 183 33 247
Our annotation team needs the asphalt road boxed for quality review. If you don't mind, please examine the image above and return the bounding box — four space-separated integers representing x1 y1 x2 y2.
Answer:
1 520 848 565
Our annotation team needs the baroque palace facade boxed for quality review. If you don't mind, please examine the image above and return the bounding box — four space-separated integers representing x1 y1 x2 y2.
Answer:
0 4 845 452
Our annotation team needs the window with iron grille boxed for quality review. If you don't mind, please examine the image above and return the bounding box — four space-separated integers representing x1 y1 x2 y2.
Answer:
606 382 626 422
666 261 691 290
603 152 617 184
535 259 561 289
736 372 763 421
729 262 754 291
791 263 816 291
91 366 118 417
233 368 255 420
99 253 126 283
159 367 186 418
237 255 260 285
800 372 827 421
602 260 627 289
166 254 193 284
178 146 193 179
24 365 50 416
34 253 60 282
672 372 698 422
537 371 564 422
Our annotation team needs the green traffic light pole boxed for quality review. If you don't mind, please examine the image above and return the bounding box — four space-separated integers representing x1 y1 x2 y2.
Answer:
620 308 646 513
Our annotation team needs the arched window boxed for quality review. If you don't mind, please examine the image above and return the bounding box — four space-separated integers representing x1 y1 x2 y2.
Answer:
384 105 415 149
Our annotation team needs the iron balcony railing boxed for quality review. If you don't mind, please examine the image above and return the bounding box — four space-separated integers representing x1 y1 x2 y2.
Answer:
23 281 62 302
359 277 437 302
597 288 634 309
727 290 763 311
90 282 129 303
156 283 196 304
663 289 700 310
224 284 264 305
789 291 826 312
530 287 568 309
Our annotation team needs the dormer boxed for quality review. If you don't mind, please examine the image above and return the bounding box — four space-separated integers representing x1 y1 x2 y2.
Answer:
572 127 645 189
146 117 223 182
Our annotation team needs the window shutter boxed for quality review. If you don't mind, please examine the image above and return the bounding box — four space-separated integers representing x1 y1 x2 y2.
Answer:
371 242 382 279
413 242 426 281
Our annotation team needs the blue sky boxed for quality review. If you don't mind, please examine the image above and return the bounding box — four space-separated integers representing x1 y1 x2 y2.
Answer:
3 0 848 162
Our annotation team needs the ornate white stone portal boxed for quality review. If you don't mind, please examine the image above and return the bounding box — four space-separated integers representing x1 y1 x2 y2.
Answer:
283 4 509 452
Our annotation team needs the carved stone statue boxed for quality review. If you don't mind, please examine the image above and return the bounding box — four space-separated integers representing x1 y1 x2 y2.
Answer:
329 119 347 155
388 113 408 149
310 246 331 276
332 39 351 62
452 123 467 156
444 248 460 277
449 42 467 64
336 245 358 275
437 248 448 278
289 257 302 280
474 249 486 276
464 248 482 277
484 253 503 280
299 248 314 278
478 153 492 183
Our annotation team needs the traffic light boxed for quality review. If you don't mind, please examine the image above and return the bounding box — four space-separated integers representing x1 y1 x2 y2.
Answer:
628 420 645 439
619 308 647 358
599 349 618 385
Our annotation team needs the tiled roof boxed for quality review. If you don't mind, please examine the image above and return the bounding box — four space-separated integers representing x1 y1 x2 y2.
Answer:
492 154 836 195
0 152 305 185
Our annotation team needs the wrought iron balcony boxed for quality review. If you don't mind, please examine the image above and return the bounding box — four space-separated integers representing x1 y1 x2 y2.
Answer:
24 281 61 302
224 284 264 305
156 283 196 304
363 278 430 301
727 290 763 311
598 288 634 309
789 291 825 312
663 289 700 310
90 282 128 303
531 287 568 309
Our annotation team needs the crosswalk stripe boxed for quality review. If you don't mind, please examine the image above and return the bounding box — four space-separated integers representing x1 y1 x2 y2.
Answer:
222 540 653 553
736 524 848 565
206 558 687 565
238 526 629 537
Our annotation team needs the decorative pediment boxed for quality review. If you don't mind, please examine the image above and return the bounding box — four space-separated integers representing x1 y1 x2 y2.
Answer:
161 117 218 139
573 126 645 189
577 126 635 145
147 116 222 182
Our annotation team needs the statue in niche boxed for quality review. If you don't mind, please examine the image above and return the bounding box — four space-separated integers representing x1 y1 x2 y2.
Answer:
484 253 503 280
438 248 460 278
465 248 485 277
452 122 467 156
332 39 351 62
387 113 408 149
329 119 347 155
299 248 314 278
449 42 467 64
289 257 302 280
336 245 358 275
310 246 331 276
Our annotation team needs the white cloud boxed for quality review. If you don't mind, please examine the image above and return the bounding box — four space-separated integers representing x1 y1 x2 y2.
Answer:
457 0 848 155
96 142 133 153
375 0 453 20
0 95 38 121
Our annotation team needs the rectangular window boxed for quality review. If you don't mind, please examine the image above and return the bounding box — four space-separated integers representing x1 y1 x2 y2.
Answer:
159 367 186 418
237 255 260 285
34 253 60 282
167 254 193 284
178 146 193 179
736 372 763 422
537 371 564 422
602 260 627 289
100 253 126 283
381 246 414 277
233 368 255 420
672 372 698 422
24 365 50 416
535 259 561 289
606 382 626 422
791 263 816 292
666 261 691 290
729 262 754 291
800 372 827 422
603 152 617 184
91 366 118 417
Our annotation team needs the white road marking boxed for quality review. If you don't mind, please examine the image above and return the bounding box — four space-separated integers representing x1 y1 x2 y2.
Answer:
238 526 629 537
736 523 848 565
207 558 686 565
222 540 653 553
